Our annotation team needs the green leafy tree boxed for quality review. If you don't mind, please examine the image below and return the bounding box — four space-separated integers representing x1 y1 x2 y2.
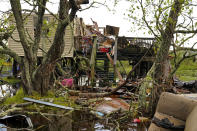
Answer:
0 0 79 95
128 0 197 114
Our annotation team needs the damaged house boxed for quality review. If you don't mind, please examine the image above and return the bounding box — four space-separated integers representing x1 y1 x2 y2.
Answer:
8 13 156 87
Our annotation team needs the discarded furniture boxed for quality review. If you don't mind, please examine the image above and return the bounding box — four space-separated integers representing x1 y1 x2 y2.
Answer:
149 92 197 131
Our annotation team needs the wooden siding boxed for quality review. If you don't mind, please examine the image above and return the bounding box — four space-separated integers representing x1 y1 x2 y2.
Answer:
8 14 74 57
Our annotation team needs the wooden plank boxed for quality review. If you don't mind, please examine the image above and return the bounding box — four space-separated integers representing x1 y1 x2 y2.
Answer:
114 37 118 65
106 53 123 81
113 37 118 80
90 37 97 86
106 25 119 36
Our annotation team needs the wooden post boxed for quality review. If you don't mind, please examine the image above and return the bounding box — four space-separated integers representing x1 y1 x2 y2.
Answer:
90 36 97 86
113 36 118 82
106 53 123 82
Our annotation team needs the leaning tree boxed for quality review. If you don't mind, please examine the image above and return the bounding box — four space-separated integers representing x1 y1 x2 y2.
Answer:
128 0 197 114
0 0 80 95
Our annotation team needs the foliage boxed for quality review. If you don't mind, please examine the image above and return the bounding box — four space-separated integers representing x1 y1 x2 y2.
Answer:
126 0 196 114
3 88 25 105
171 51 197 81
127 0 196 37
2 87 78 110
2 77 21 85
96 60 132 75
0 0 81 95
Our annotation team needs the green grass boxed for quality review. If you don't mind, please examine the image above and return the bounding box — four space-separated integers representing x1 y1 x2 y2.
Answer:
96 60 132 75
117 60 132 74
3 88 25 105
2 88 79 110
171 52 197 81
1 77 21 84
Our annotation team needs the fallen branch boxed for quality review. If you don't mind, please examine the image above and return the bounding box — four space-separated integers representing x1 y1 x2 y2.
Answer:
13 110 73 117
0 107 22 117
15 102 33 107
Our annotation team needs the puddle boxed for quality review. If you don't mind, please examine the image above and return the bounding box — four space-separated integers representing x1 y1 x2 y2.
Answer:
29 110 148 131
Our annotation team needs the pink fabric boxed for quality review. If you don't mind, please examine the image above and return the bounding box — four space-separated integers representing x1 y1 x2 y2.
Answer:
61 79 73 87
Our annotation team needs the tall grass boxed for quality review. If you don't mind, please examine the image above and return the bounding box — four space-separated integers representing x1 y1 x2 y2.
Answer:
171 51 197 81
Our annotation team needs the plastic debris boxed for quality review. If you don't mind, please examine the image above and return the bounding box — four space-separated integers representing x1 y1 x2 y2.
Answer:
133 118 141 123
23 97 73 110
104 97 112 101
61 78 73 87
0 123 6 131
90 111 104 118
95 111 104 117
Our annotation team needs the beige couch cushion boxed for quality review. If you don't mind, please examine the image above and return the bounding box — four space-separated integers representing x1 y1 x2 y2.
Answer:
185 106 197 131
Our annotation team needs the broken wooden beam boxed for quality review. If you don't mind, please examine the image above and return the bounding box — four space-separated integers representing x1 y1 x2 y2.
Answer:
105 25 119 36
90 36 97 86
106 53 123 81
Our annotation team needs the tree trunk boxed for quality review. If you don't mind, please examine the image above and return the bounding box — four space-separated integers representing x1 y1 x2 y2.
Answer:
139 0 185 115
9 0 78 95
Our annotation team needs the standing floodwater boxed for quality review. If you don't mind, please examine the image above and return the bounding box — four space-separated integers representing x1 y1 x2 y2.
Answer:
29 110 148 131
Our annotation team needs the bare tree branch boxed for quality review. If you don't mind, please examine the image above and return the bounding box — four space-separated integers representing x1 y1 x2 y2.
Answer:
79 1 108 11
32 0 47 62
10 0 31 56
175 30 197 33
138 0 161 40
0 48 22 64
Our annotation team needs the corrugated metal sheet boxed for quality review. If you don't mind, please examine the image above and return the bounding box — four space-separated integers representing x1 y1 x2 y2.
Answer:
8 14 74 57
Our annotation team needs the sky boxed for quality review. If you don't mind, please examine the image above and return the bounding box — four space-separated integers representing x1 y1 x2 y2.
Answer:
77 0 134 36
0 0 141 37
0 0 196 48
44 0 139 37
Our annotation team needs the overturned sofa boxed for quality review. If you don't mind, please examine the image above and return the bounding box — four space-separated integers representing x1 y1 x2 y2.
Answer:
149 92 197 131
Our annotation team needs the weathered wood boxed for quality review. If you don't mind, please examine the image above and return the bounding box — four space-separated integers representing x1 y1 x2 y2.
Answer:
106 53 123 81
90 36 97 86
113 37 118 81
106 25 119 36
